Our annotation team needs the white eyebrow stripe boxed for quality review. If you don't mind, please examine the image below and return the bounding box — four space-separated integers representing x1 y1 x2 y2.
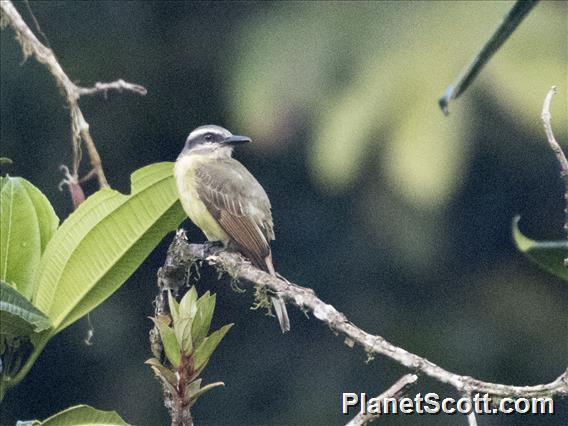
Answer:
189 126 231 139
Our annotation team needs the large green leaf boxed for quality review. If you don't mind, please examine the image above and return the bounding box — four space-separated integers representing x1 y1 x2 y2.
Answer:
0 281 51 337
34 162 186 333
20 178 59 253
512 217 568 281
0 177 58 299
16 404 128 426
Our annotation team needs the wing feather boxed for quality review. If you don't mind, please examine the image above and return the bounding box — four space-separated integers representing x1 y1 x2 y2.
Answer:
195 158 274 270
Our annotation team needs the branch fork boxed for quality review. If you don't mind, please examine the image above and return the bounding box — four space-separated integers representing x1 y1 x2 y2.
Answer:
1 0 147 190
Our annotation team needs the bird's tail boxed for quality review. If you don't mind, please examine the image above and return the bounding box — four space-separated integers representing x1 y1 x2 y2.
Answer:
265 253 291 333
271 295 290 333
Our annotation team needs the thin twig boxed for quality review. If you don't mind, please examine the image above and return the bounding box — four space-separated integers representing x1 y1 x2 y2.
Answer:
23 0 50 48
345 374 418 426
541 86 568 265
77 79 147 97
159 232 568 401
467 410 478 426
439 0 539 115
0 0 147 189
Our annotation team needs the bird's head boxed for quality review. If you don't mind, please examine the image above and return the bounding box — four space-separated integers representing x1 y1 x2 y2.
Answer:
179 125 251 158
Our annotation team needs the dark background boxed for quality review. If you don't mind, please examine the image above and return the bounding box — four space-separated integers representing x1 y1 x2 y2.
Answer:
1 1 567 425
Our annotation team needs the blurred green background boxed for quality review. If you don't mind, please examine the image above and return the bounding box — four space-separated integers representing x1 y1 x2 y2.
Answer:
1 1 567 425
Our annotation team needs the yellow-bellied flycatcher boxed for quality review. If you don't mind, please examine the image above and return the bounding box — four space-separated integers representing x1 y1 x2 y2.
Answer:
174 125 290 332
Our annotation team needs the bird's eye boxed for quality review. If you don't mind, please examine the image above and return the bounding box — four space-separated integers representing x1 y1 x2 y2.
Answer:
204 133 213 141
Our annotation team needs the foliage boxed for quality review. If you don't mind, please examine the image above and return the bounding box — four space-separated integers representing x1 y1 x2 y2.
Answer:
147 287 232 408
513 216 568 281
0 163 186 399
34 162 185 333
226 1 568 272
15 404 128 426
230 2 567 206
0 176 58 299
0 281 50 338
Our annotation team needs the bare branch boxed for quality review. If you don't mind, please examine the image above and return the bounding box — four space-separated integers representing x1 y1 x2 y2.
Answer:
58 165 85 209
77 79 148 97
466 410 478 426
159 231 568 401
541 86 568 264
0 0 147 189
345 374 418 426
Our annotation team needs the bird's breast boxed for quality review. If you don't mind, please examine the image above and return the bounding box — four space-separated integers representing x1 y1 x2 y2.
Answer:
174 154 230 242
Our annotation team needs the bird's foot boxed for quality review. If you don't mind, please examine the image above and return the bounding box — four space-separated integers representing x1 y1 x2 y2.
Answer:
203 240 224 253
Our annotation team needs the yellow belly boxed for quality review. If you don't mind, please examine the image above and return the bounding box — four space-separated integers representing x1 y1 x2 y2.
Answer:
174 155 230 242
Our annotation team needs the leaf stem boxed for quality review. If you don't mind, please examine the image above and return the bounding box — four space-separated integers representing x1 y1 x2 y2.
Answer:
2 333 49 397
439 0 539 115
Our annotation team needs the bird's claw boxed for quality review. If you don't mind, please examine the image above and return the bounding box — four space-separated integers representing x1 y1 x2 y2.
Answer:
203 240 224 253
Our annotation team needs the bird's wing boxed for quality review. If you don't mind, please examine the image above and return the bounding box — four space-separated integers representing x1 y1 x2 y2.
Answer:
195 158 274 270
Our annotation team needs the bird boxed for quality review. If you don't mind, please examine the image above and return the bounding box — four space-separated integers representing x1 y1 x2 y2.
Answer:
174 124 290 333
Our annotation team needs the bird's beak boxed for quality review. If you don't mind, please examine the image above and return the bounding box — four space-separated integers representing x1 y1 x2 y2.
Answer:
222 135 251 145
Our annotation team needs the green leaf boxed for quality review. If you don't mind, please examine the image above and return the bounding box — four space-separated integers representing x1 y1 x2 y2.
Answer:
167 290 180 325
0 157 13 166
192 292 215 348
154 318 181 368
0 281 51 338
187 378 202 397
188 381 225 407
193 323 233 372
34 162 186 333
27 404 128 425
179 286 198 319
174 316 193 354
172 287 202 354
0 176 58 299
512 217 568 281
145 357 177 388
20 179 59 254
